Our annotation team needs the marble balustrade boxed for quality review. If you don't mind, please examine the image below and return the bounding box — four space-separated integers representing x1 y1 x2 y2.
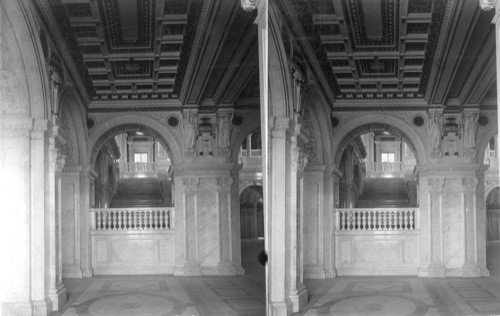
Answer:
90 207 176 275
336 208 418 231
90 207 174 230
335 208 420 276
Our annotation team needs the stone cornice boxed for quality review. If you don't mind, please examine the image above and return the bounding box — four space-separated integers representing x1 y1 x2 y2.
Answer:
304 164 327 173
417 163 481 175
173 163 235 176
62 165 83 174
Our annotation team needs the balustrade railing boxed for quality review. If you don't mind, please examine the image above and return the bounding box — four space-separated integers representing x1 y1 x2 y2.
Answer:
90 207 174 231
368 162 403 173
335 208 419 231
119 162 158 178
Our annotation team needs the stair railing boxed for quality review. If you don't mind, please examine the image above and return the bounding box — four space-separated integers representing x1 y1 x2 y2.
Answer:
335 208 419 231
90 207 175 230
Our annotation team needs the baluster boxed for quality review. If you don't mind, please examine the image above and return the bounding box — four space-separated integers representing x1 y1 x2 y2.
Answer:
135 210 140 229
376 211 380 230
340 211 347 230
386 211 390 230
345 212 350 231
118 211 122 229
95 212 100 230
152 210 157 229
401 210 406 230
140 211 144 229
362 211 367 230
409 210 414 230
105 211 110 230
356 211 360 230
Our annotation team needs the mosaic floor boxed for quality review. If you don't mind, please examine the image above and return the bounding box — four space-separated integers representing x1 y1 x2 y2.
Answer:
53 272 265 316
297 276 500 316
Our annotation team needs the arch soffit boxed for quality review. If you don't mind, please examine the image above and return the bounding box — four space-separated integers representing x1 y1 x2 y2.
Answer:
485 185 500 202
302 85 334 165
2 0 49 119
269 10 293 119
230 114 261 163
332 114 427 166
59 88 88 165
88 114 181 166
476 128 498 165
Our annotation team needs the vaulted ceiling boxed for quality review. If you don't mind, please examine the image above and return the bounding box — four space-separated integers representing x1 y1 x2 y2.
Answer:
48 0 259 110
281 0 496 109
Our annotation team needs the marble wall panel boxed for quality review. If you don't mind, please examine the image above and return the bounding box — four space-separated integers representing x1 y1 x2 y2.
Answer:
62 182 76 265
91 232 175 274
109 240 155 263
304 181 319 266
442 191 464 269
335 233 419 275
198 190 219 267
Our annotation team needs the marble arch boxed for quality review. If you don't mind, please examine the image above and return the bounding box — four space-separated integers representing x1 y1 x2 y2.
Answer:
301 85 334 165
332 114 427 167
88 114 182 166
0 0 50 119
59 88 88 166
230 116 261 163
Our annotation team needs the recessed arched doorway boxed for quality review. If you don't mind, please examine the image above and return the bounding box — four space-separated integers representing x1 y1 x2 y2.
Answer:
240 185 264 273
487 187 500 276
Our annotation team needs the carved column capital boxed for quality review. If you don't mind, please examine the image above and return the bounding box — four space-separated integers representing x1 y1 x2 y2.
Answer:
217 177 233 192
427 177 445 192
291 147 309 173
479 0 496 11
241 0 258 11
461 177 479 192
182 177 200 193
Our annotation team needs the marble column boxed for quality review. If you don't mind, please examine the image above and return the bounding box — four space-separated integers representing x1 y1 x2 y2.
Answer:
48 123 67 310
461 177 481 276
61 165 84 278
0 117 52 314
419 176 447 277
173 164 243 276
80 165 94 277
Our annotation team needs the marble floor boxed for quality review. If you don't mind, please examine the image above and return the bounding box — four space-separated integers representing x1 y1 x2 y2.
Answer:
53 271 265 316
296 276 500 316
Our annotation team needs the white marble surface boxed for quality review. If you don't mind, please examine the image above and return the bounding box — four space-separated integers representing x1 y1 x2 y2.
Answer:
91 231 175 275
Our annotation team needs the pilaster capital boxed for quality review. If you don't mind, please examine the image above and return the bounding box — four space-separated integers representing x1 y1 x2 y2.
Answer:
270 117 294 138
182 177 200 193
216 177 233 192
427 177 445 192
461 177 479 192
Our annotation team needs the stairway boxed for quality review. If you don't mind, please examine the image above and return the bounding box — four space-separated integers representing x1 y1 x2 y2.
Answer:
356 178 410 208
111 178 163 208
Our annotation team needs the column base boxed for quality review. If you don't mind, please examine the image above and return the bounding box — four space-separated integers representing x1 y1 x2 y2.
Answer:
288 283 308 312
236 266 245 275
81 267 94 278
269 301 291 316
324 268 336 279
32 298 51 316
173 263 202 276
420 262 446 277
462 262 481 277
304 267 326 279
49 282 67 311
62 268 83 278
480 267 491 277
2 302 36 316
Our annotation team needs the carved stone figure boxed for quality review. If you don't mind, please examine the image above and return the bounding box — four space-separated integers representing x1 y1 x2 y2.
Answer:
479 0 495 11
428 111 443 150
200 132 213 156
183 113 197 150
218 113 232 149
463 113 478 150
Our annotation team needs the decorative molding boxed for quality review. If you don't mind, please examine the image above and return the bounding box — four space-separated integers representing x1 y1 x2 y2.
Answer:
182 177 200 192
427 178 445 191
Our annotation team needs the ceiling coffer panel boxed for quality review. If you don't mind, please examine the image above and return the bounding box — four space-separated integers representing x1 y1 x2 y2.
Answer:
299 0 444 100
56 0 200 101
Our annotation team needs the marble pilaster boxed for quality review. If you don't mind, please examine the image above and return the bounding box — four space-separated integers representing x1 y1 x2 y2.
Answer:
461 177 481 276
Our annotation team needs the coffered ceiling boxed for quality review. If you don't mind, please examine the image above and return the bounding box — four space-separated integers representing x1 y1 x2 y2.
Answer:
281 0 496 108
49 0 259 109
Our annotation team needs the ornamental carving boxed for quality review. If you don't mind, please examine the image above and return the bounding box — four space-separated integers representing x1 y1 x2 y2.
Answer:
302 109 318 163
462 112 478 161
55 150 66 173
241 0 258 11
217 177 233 192
182 112 198 163
182 177 200 192
479 0 495 11
292 147 309 173
427 178 445 191
461 178 478 192
427 111 443 159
